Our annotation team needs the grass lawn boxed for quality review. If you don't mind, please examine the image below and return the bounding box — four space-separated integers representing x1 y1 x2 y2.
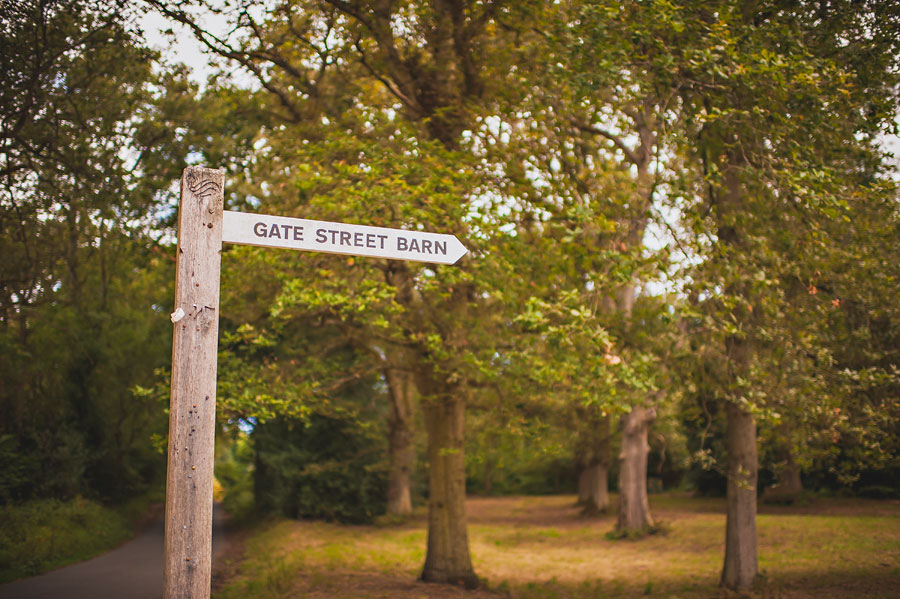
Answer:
215 493 900 599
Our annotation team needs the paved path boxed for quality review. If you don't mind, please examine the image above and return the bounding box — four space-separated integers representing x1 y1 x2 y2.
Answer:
0 506 226 599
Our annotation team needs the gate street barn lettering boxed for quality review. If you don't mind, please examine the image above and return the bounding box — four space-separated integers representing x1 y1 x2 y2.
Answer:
223 211 467 265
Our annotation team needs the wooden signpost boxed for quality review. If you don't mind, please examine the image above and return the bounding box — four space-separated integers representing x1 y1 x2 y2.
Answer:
164 167 224 599
163 166 467 599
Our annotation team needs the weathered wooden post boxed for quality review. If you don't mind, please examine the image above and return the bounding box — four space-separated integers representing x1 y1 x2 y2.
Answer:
164 166 225 599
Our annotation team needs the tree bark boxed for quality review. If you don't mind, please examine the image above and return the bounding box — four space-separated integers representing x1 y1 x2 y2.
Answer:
482 434 496 495
721 400 759 591
577 462 591 505
763 442 803 504
582 462 610 515
780 452 803 497
384 367 416 516
714 162 760 591
577 414 611 515
482 457 494 495
616 406 656 533
419 391 478 588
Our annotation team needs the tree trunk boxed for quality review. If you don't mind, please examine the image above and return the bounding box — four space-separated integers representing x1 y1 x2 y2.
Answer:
721 400 759 591
716 163 760 592
482 452 495 496
577 463 591 505
579 414 611 515
616 406 656 533
384 367 416 516
420 393 478 588
781 453 803 497
581 461 610 515
386 417 414 516
763 444 803 504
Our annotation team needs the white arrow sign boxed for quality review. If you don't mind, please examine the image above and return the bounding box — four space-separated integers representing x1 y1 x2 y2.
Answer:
222 210 467 264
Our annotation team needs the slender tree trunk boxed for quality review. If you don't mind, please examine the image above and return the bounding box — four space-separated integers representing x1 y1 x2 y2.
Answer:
716 163 760 591
386 417 414 516
616 406 656 533
482 437 495 496
577 461 591 505
780 453 803 497
763 441 803 504
384 367 416 516
582 461 610 515
721 400 759 591
420 391 478 588
580 414 611 515
65 200 81 305
482 458 494 495
99 220 108 311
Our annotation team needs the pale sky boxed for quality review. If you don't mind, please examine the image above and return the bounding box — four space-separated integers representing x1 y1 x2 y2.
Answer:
139 7 226 86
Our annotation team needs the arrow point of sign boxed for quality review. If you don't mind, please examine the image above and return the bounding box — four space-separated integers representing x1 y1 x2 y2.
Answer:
448 236 468 264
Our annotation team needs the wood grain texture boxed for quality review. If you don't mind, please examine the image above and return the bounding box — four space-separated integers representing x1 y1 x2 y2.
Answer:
163 167 225 599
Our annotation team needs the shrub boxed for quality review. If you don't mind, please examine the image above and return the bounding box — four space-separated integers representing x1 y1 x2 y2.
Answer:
252 412 388 524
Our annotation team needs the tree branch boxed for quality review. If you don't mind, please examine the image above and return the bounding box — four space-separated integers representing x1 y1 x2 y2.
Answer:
571 118 642 166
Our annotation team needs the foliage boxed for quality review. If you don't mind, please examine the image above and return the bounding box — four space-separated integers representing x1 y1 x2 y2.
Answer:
253 412 388 524
686 2 900 497
466 407 576 496
214 430 257 521
0 0 202 504
556 0 900 491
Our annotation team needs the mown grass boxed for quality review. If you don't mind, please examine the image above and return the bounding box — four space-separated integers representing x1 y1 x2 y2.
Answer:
0 491 161 583
215 493 900 599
